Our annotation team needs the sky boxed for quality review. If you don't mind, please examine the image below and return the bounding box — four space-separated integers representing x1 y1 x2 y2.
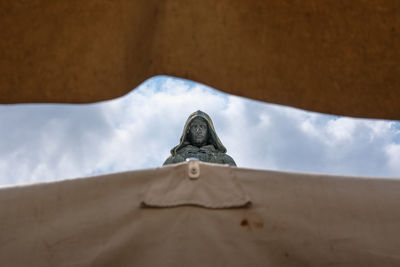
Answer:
1 75 400 186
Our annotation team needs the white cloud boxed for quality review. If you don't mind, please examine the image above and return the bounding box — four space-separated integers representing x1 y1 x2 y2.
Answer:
0 75 399 186
326 118 356 143
385 144 400 174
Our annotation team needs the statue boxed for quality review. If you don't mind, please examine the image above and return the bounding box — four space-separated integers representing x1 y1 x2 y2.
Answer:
163 110 236 166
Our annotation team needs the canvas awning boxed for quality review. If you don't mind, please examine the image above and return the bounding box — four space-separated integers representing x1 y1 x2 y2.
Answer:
1 0 399 119
1 161 399 266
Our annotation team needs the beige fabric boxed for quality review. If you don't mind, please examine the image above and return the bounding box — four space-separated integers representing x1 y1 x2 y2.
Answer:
142 162 250 208
1 162 400 266
1 1 399 119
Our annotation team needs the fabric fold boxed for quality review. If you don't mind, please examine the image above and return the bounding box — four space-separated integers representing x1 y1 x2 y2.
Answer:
141 161 251 209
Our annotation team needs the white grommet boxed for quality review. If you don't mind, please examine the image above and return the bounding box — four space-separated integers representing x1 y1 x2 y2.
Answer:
187 159 200 180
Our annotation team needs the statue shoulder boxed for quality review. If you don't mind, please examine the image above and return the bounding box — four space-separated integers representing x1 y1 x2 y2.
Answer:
222 153 236 166
163 154 185 166
163 155 175 166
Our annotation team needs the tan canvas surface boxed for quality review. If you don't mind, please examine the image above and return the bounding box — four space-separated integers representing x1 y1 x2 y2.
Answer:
1 161 399 266
1 1 399 119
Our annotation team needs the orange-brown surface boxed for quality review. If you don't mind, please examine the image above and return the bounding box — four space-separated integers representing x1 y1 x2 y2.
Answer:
1 1 399 119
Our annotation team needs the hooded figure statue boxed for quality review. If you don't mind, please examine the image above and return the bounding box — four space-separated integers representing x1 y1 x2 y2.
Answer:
163 110 236 166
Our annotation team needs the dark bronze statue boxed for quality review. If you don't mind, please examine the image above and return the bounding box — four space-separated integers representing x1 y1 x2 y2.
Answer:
163 110 236 166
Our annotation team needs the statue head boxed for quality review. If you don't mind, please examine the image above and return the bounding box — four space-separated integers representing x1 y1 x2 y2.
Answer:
188 117 208 146
170 110 227 156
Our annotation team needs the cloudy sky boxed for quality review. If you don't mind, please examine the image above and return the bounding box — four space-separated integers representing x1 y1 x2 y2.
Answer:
1 76 400 186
